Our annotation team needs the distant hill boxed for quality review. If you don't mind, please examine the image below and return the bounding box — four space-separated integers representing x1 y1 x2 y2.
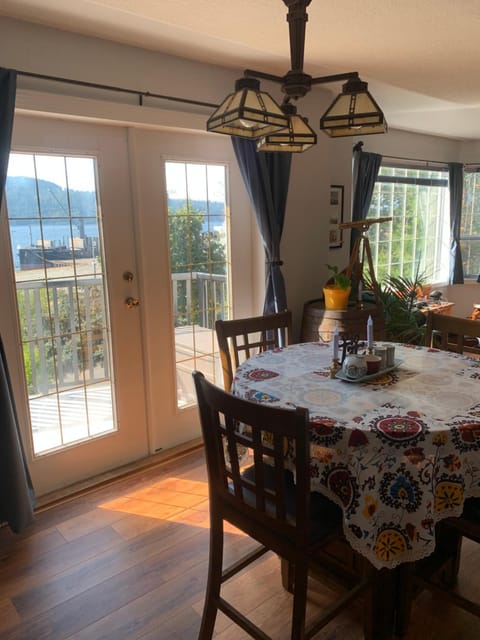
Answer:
168 198 225 216
6 177 225 220
6 176 97 219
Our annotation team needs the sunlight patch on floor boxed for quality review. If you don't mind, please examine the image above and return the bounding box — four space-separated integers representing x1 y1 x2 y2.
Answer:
98 476 246 535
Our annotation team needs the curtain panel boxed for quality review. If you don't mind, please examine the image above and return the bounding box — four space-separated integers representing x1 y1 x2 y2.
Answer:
0 67 36 533
350 143 383 253
231 138 292 315
448 162 464 284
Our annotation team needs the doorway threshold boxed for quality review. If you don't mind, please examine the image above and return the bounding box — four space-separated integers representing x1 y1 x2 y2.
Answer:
35 437 204 512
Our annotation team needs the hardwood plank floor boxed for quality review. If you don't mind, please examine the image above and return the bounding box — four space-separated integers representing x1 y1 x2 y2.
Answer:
1 448 480 639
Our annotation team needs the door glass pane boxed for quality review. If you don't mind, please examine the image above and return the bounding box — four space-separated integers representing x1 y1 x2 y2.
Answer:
5 152 116 455
165 161 230 407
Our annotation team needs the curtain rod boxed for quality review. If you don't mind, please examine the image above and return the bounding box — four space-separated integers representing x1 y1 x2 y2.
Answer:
16 69 219 110
382 154 448 166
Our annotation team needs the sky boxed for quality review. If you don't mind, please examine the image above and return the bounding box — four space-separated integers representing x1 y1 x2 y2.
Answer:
8 153 98 192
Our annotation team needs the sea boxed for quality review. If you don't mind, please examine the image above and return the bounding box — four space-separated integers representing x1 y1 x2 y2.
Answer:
9 221 100 269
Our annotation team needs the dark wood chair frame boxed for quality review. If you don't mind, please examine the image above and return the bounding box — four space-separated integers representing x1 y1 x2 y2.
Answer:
425 311 480 355
193 371 371 640
215 310 293 391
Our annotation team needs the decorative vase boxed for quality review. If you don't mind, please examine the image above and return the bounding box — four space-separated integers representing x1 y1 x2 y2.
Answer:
323 285 351 311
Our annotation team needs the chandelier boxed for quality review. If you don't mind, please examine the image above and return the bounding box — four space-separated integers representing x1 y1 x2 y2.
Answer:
206 0 387 153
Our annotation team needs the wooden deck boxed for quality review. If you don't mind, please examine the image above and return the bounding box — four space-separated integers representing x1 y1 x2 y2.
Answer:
1 448 480 639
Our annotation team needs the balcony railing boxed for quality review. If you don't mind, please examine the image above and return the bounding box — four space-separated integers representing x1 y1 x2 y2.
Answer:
171 271 229 329
18 271 228 397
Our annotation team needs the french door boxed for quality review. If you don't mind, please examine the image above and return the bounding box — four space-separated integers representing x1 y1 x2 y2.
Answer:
0 116 149 496
0 115 258 496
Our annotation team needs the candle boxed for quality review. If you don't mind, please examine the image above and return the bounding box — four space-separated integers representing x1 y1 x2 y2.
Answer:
367 315 373 349
333 324 339 360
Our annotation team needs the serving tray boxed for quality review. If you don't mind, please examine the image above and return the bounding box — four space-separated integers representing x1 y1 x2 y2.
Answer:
335 359 403 383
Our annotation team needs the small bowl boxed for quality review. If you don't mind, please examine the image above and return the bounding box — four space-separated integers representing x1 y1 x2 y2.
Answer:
365 354 382 374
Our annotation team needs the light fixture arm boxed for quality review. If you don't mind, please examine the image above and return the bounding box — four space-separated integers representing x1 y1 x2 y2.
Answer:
243 68 360 96
310 72 360 86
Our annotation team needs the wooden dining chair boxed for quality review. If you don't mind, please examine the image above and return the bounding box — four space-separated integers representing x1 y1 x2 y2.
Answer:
193 370 371 640
425 311 480 355
215 310 293 390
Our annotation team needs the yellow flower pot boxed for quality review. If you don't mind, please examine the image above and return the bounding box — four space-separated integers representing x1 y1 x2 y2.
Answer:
323 285 351 311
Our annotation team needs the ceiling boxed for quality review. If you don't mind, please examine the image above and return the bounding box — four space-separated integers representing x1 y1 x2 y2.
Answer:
2 0 480 141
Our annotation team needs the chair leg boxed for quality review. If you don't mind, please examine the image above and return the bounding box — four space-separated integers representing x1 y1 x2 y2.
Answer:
436 523 462 587
394 562 415 638
198 515 224 640
364 566 397 640
281 558 295 593
291 559 309 639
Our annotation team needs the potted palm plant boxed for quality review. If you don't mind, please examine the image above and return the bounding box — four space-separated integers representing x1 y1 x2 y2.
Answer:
364 271 428 344
323 264 351 310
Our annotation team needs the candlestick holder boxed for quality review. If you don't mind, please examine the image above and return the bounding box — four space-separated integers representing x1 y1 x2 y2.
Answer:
339 333 360 364
329 358 341 378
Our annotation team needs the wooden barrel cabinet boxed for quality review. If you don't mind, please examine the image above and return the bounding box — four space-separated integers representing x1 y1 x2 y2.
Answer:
300 298 386 343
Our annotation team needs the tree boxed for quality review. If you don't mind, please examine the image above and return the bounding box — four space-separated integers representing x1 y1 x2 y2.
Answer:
168 204 227 327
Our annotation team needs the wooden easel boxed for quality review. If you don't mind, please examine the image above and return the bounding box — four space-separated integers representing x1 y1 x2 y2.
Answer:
339 217 392 304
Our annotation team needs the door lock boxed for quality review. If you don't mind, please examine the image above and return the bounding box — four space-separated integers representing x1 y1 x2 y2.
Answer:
125 297 140 309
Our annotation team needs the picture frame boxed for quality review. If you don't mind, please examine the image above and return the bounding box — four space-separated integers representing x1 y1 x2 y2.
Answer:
328 184 344 249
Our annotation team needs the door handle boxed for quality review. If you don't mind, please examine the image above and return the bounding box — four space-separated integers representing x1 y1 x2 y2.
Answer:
125 297 140 309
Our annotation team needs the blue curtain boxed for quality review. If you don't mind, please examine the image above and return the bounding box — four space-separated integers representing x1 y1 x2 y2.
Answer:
231 138 292 314
449 162 464 284
350 143 383 253
0 68 35 533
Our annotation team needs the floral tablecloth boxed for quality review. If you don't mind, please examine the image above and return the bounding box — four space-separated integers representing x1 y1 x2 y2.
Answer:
232 342 480 569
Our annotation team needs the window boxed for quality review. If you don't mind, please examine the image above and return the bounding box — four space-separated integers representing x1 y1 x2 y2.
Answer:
366 165 450 283
461 170 480 278
165 161 230 408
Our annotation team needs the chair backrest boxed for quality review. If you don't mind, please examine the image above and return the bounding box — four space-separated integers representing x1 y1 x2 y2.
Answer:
215 310 293 390
425 312 480 355
193 370 310 554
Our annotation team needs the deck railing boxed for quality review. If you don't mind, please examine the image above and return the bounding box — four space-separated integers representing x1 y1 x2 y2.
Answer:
18 271 228 396
171 271 228 328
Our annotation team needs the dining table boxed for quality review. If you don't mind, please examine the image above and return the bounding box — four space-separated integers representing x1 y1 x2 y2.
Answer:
232 341 480 572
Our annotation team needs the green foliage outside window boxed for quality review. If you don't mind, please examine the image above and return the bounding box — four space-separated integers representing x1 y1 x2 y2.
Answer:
168 204 227 328
17 284 107 394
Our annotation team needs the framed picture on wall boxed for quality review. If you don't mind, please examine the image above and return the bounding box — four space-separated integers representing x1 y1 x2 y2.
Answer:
329 184 344 249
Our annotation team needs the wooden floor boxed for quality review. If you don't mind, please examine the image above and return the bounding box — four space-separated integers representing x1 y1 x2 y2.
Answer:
1 448 480 640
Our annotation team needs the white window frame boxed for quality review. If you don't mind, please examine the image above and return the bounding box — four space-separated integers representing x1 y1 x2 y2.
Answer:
461 169 480 279
366 164 450 284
